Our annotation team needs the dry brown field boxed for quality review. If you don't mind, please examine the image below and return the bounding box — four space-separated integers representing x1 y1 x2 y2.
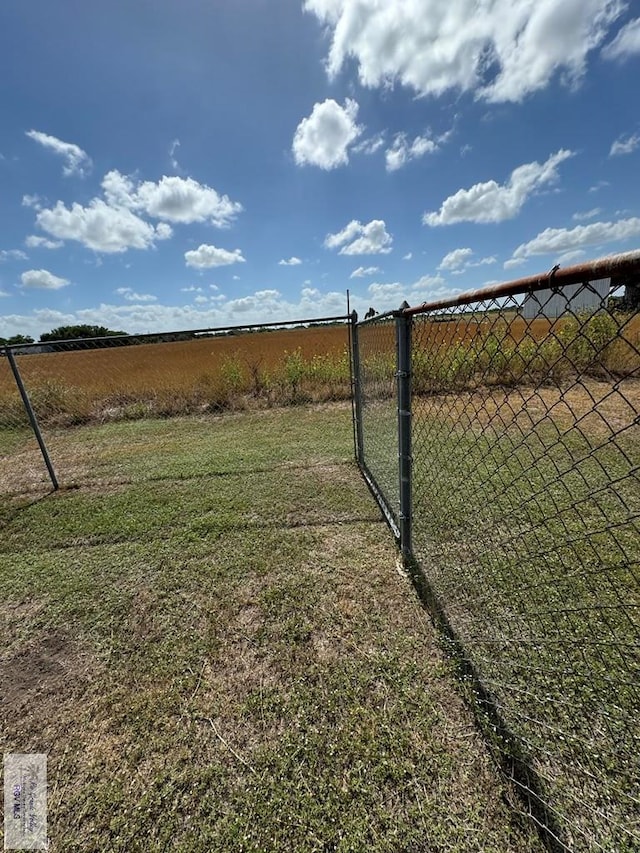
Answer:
0 324 350 400
2 312 638 425
0 326 348 394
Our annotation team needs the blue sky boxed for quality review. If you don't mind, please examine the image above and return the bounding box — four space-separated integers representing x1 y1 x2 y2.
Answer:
1 0 639 338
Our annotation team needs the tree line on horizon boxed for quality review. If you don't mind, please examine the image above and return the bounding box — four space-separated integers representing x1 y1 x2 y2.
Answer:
0 325 129 348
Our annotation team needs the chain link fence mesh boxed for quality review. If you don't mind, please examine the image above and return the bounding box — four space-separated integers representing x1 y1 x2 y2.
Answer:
356 314 399 530
0 320 351 496
355 263 640 851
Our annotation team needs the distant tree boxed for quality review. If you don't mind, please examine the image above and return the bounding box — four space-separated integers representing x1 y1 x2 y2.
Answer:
40 324 128 342
0 334 35 346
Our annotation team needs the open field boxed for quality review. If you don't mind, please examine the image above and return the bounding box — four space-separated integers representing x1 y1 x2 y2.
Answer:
0 325 352 426
0 405 542 852
360 312 640 400
2 311 639 429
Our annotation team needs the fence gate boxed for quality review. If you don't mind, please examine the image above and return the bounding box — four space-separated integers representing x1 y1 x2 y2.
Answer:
351 251 640 853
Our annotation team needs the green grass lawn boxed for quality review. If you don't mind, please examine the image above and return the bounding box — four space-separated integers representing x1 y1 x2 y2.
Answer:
0 405 542 853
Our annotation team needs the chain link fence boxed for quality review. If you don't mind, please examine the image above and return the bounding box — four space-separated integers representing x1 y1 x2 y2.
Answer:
352 312 399 533
353 252 640 852
0 317 351 496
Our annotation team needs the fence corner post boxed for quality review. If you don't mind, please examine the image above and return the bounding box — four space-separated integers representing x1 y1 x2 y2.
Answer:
5 345 59 490
396 303 412 561
350 311 365 465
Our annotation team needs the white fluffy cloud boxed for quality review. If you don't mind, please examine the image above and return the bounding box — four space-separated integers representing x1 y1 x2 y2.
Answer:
304 0 624 103
184 244 246 269
20 269 69 290
102 171 242 227
503 258 527 270
0 249 28 262
423 149 573 226
278 256 302 266
367 282 403 302
292 98 362 169
602 17 640 60
169 139 181 171
35 200 172 253
25 130 92 177
226 290 283 315
325 219 393 254
438 248 497 273
0 280 444 339
385 133 438 172
353 133 386 155
556 249 586 265
438 248 474 271
22 195 42 209
610 133 640 156
508 217 640 263
28 168 195 255
350 265 381 278
410 274 447 294
115 287 157 303
301 286 320 299
572 208 602 221
364 273 450 308
25 235 63 249
365 274 450 309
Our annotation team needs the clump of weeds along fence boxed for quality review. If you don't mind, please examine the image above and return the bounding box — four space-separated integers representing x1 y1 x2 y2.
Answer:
408 309 640 395
353 251 640 853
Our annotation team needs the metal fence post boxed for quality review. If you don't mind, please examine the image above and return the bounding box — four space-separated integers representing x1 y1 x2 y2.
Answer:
5 347 59 490
350 311 365 465
396 304 412 560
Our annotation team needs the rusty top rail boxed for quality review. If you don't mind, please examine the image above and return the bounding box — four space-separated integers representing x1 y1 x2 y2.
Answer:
402 250 640 317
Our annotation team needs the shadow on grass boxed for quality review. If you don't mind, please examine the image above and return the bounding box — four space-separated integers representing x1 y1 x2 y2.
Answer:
0 513 386 557
0 460 359 497
79 459 358 488
0 490 57 530
404 553 567 853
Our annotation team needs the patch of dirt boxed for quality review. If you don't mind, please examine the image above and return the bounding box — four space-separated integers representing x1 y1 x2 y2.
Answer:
1 633 71 708
0 626 101 750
